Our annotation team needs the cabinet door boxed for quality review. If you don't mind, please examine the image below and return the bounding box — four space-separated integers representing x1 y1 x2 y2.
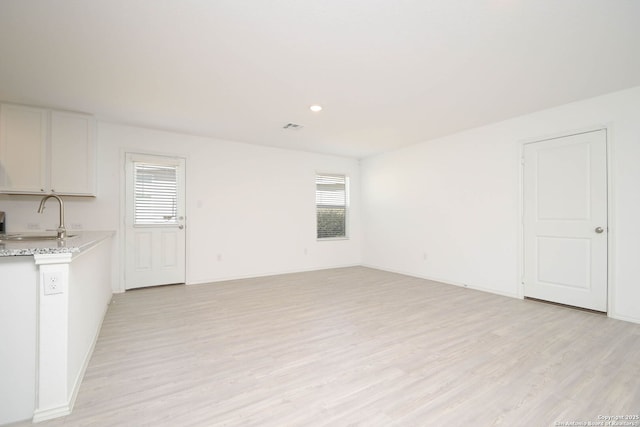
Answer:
0 105 47 193
50 111 96 195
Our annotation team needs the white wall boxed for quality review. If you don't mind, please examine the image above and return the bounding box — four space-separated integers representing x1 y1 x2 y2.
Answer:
0 256 37 424
1 86 638 322
0 123 362 291
361 85 640 323
67 238 113 401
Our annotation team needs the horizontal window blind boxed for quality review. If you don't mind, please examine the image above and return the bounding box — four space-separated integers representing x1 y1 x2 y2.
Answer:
316 174 347 239
134 162 178 225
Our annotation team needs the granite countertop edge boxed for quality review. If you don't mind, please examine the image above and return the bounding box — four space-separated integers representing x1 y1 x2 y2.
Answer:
0 231 115 257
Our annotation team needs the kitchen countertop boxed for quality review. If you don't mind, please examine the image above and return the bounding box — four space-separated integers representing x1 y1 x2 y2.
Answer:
0 231 115 257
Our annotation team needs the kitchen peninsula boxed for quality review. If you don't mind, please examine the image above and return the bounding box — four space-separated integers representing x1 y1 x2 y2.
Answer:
0 231 114 425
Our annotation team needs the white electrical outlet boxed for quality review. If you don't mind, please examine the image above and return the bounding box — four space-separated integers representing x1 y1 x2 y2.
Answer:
43 271 63 295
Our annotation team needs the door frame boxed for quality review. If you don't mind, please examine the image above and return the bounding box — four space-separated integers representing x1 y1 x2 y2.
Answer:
118 149 188 293
517 124 615 315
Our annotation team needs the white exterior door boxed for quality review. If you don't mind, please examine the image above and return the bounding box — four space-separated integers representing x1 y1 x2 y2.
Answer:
523 130 608 311
125 153 186 290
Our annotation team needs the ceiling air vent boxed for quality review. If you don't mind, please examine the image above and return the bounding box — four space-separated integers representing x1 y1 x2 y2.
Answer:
283 123 304 130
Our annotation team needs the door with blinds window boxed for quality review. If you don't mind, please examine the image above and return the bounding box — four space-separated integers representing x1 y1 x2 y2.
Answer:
125 153 186 289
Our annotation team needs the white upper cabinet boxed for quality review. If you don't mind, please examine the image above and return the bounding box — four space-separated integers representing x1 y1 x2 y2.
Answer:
50 111 96 195
0 104 97 196
0 104 47 193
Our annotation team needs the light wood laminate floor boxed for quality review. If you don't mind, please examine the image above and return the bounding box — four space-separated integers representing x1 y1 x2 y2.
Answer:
13 267 640 426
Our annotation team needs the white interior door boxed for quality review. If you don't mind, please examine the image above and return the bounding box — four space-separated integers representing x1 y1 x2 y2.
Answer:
125 153 186 290
523 130 607 311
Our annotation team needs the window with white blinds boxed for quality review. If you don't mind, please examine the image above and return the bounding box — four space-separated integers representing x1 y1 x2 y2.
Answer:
316 173 348 239
134 162 178 225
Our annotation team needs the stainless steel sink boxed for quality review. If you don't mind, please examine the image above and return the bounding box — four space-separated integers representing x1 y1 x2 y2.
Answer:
0 234 78 242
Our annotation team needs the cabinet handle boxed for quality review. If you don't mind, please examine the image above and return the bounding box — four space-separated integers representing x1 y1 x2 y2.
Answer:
41 188 45 192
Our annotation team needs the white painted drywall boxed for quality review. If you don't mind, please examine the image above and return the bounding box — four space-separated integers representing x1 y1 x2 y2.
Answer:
1 86 637 322
0 123 362 291
0 256 37 424
67 238 113 401
361 85 640 323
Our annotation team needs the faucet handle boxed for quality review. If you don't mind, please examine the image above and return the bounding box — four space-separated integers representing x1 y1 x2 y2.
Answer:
56 227 67 239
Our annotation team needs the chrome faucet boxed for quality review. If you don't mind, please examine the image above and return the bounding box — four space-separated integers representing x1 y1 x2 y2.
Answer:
38 194 67 239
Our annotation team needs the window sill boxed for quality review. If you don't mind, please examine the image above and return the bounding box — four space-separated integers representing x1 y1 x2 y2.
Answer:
317 237 349 242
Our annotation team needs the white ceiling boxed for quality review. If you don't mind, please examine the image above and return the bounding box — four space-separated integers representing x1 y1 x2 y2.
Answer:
1 1 639 158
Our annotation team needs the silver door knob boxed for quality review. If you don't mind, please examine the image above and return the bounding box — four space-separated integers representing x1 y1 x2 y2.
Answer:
178 225 184 230
595 227 604 234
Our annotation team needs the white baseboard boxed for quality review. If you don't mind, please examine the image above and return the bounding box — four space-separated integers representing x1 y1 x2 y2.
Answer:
67 300 110 414
32 300 109 424
32 405 71 423
360 264 520 299
362 265 640 325
187 263 361 286
608 312 640 324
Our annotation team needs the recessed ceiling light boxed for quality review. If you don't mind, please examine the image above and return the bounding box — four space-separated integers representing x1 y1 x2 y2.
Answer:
310 105 322 112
